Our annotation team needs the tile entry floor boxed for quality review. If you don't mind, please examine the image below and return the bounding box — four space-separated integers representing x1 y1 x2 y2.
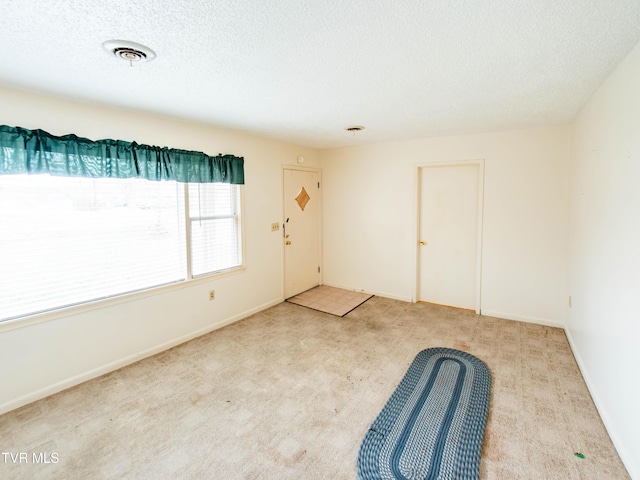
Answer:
286 285 373 316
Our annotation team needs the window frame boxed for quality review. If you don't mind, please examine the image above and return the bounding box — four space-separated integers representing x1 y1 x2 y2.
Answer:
0 177 245 333
184 183 243 279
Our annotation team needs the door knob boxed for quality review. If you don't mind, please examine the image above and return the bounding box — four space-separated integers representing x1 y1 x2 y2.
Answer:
286 241 291 245
419 241 426 246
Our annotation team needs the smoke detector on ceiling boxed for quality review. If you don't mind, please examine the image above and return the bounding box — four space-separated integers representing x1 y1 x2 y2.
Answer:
102 40 156 66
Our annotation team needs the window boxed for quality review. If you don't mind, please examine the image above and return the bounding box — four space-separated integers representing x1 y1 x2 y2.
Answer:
188 183 242 276
0 175 242 322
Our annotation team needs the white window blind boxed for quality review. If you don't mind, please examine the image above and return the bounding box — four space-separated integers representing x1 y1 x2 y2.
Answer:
0 175 242 322
188 183 241 276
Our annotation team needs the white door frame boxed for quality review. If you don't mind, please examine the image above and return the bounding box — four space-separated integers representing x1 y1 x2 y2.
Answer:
282 164 322 298
414 160 484 314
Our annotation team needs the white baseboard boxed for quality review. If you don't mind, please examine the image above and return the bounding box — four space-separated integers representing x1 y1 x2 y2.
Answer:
480 309 564 328
320 281 413 303
564 328 638 479
0 297 283 416
318 286 565 329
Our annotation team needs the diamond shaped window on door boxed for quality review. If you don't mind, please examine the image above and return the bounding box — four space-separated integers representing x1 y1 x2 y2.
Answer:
295 187 310 211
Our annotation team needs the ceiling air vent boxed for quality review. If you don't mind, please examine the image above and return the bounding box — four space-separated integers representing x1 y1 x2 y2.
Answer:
345 126 365 137
102 40 156 66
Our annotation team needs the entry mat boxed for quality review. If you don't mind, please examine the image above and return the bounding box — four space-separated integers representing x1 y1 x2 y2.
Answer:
286 285 373 317
357 347 491 480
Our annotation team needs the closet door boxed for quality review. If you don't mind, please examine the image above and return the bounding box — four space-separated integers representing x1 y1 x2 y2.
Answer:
418 162 483 312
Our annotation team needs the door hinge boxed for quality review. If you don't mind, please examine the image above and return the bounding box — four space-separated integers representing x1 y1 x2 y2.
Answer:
318 181 320 188
318 266 321 273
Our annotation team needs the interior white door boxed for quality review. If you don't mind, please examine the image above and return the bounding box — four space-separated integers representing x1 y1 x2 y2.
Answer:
418 164 481 311
283 168 320 298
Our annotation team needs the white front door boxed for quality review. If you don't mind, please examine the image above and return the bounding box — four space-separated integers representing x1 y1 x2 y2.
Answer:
283 168 321 298
418 162 483 311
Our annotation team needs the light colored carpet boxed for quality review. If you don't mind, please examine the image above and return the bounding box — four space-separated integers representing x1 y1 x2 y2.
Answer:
286 285 373 317
0 298 630 479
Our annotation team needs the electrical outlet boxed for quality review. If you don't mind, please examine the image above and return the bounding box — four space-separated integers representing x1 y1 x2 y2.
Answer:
209 290 215 301
271 222 280 232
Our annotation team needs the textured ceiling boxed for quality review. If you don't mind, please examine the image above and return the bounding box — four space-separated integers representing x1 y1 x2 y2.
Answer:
0 1 639 148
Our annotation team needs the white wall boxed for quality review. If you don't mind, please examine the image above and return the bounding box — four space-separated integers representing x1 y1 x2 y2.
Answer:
1 53 637 475
567 41 640 479
0 87 319 414
320 126 570 326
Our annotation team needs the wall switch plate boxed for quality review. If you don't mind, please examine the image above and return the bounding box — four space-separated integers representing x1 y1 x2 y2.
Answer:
271 222 280 231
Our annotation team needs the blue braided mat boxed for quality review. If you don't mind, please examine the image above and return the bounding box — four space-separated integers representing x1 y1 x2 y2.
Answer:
357 348 491 480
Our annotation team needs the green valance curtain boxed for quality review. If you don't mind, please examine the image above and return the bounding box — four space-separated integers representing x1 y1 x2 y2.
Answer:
0 125 244 184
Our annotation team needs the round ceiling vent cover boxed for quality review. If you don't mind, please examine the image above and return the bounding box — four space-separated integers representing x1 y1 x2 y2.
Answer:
113 47 147 63
102 40 156 65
